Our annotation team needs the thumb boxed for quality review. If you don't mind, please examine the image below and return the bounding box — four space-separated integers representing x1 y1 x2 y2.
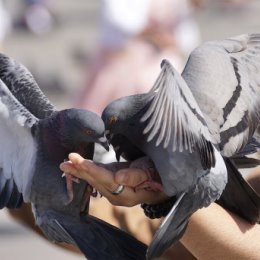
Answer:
114 168 149 188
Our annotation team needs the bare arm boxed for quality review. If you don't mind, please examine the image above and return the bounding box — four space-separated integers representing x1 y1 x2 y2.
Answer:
182 203 260 260
60 153 260 260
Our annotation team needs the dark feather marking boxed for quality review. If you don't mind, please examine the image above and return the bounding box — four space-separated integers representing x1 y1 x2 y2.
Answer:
0 54 55 119
219 111 249 151
220 57 242 128
179 87 207 126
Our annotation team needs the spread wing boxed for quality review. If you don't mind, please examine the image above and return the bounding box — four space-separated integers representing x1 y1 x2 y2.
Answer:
141 59 216 169
182 34 260 157
0 53 56 119
0 53 58 207
0 78 38 207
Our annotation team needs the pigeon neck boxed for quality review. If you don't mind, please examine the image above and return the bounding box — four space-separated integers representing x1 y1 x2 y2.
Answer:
36 115 71 161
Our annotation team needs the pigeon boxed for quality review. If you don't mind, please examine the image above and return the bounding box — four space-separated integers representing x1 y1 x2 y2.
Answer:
102 33 260 259
0 53 147 260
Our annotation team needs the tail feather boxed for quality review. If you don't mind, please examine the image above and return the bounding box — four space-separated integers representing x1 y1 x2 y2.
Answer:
0 178 23 209
232 156 260 169
217 158 260 224
146 193 190 260
40 211 147 260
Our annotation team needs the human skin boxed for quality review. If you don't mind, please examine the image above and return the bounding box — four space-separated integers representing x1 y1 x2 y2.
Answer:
60 153 260 260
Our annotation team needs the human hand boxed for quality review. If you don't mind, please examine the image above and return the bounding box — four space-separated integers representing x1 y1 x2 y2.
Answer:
60 153 168 207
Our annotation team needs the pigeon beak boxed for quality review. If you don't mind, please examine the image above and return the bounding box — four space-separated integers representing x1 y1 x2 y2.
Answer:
105 130 115 145
114 146 121 162
97 136 109 151
115 150 121 162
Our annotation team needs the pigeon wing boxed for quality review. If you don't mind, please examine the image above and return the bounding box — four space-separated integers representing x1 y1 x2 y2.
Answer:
141 59 216 169
182 34 260 157
0 53 56 119
0 79 38 207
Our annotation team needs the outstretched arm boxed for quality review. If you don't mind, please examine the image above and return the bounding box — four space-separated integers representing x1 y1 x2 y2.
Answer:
60 153 260 260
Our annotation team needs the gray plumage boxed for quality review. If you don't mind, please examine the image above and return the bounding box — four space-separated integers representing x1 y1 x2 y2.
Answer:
102 34 260 259
0 53 147 260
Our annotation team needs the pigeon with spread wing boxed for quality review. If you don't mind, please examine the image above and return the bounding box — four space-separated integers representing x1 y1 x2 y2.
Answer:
0 53 147 260
102 34 260 259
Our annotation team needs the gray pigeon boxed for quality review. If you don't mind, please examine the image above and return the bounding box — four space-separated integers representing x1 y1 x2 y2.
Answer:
0 53 147 260
102 34 260 259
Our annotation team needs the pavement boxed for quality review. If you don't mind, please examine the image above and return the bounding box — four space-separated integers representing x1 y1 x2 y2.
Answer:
0 0 260 259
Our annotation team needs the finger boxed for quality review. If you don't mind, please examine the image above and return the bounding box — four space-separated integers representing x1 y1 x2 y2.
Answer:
68 153 111 180
59 161 79 176
68 153 125 193
114 168 149 187
68 153 89 170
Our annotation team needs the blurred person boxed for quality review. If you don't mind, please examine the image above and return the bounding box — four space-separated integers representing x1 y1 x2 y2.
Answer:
0 0 11 51
76 0 201 115
15 0 54 35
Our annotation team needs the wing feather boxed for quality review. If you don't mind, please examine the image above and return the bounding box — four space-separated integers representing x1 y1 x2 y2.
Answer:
141 59 216 169
0 53 56 119
0 79 38 205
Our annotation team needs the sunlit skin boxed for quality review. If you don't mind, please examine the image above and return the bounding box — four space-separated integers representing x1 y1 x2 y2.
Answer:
60 154 260 260
60 153 168 206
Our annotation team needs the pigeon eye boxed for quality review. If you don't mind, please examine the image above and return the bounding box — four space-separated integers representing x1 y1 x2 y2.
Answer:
108 116 118 125
85 129 93 135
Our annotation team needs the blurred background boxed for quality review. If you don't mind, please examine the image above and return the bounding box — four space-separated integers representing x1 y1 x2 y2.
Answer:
0 0 260 259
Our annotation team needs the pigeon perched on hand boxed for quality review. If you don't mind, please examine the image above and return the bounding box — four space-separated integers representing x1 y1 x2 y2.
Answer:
0 53 147 260
102 34 260 259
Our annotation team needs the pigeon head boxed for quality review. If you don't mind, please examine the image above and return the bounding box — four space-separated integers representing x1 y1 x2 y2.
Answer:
102 94 151 137
102 94 153 161
58 108 109 150
37 108 109 160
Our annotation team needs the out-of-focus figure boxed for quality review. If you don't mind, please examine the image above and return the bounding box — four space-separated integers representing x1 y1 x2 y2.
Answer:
76 0 201 115
14 0 54 35
0 0 11 51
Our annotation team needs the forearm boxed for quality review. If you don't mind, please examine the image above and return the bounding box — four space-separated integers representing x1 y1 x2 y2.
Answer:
181 203 260 260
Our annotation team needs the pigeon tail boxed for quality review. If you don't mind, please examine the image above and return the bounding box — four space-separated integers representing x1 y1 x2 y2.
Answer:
38 210 147 260
0 177 23 209
217 158 260 224
232 156 260 169
146 192 188 260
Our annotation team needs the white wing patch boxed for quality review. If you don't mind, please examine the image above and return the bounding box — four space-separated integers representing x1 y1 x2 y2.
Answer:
0 79 38 201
